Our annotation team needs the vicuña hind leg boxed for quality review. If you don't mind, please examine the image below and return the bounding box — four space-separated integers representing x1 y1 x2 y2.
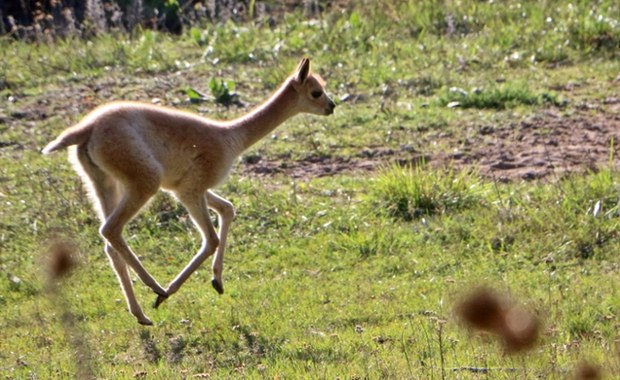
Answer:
76 147 155 325
154 190 219 308
99 185 168 299
105 243 154 325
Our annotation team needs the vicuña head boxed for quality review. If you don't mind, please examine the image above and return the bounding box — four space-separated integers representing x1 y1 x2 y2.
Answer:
290 58 336 116
42 58 335 325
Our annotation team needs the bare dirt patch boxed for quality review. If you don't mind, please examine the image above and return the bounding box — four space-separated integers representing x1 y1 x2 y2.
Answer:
240 148 429 179
241 105 620 181
450 105 620 181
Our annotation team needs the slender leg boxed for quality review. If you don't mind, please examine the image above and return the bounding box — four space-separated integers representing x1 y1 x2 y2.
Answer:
99 192 153 324
205 191 235 294
76 146 155 325
104 243 153 325
100 187 167 298
154 190 219 308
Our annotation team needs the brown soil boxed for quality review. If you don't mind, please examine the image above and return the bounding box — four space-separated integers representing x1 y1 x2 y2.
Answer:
241 102 620 181
453 105 620 181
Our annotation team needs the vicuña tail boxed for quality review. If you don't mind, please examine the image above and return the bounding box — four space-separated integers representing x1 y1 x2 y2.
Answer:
42 124 92 155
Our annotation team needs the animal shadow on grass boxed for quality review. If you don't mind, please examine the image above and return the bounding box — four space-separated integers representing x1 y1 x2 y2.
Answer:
139 330 163 363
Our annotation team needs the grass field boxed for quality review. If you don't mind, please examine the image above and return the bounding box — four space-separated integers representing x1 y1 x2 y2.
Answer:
1 1 619 378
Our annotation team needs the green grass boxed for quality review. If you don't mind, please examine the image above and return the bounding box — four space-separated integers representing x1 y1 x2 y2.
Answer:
438 83 565 110
2 0 620 378
2 168 619 378
370 164 486 220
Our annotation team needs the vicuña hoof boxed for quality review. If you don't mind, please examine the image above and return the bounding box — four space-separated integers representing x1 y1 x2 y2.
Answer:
211 279 224 295
153 293 169 309
138 317 154 326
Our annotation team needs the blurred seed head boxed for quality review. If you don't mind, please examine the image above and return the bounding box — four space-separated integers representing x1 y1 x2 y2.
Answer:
455 286 540 354
502 305 540 353
45 239 78 281
455 286 506 332
573 361 603 380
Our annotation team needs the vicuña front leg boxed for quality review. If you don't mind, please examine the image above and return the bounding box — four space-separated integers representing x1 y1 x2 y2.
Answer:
154 190 220 308
206 191 235 294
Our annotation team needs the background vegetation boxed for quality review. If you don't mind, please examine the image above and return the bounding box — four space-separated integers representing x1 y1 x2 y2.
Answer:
1 0 619 378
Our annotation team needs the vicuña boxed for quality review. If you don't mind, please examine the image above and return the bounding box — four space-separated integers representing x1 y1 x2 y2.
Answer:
43 58 336 325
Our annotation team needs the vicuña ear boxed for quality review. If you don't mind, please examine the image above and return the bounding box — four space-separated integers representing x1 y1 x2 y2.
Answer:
295 58 310 84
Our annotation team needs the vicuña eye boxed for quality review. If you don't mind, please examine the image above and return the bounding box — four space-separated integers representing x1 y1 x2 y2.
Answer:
311 90 323 98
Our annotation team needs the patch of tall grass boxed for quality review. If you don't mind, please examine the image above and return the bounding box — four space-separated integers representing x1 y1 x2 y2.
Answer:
369 164 486 221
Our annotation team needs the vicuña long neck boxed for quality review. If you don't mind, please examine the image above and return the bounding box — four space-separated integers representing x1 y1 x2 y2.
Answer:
225 79 300 153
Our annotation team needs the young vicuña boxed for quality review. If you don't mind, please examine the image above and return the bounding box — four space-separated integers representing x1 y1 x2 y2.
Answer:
42 58 336 325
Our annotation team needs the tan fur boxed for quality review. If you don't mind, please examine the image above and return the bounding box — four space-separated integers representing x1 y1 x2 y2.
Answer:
43 58 335 325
